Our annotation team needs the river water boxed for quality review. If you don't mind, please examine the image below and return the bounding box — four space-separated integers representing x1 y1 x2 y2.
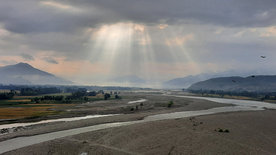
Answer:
1 95 276 154
127 99 147 104
166 95 276 109
0 114 119 130
0 98 148 130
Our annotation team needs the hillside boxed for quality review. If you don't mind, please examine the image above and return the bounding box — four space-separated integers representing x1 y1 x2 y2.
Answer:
163 70 268 89
188 75 276 92
163 75 208 88
0 63 72 85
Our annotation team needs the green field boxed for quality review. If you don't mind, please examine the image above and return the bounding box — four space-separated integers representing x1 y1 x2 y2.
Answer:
0 92 118 119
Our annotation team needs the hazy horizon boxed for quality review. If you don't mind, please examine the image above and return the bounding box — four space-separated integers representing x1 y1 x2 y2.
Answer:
1 0 276 86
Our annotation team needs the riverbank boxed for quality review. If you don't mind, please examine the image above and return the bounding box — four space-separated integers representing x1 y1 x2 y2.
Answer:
0 93 228 139
170 91 276 104
1 93 276 154
3 110 276 155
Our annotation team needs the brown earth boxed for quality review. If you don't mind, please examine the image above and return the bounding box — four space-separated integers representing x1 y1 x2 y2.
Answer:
0 94 227 141
3 110 276 155
2 92 275 155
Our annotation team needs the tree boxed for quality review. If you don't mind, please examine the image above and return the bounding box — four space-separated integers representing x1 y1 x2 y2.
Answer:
87 91 97 96
104 93 111 100
264 95 270 100
0 92 15 100
168 101 174 108
115 95 121 99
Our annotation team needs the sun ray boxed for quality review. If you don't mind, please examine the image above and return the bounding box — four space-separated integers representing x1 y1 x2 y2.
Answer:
164 27 202 75
84 23 140 85
79 22 203 86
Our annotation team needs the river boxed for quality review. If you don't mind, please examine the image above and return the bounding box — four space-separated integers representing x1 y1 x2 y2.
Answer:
1 95 276 154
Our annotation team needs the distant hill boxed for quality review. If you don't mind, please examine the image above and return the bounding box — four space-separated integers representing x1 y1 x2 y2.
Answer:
163 70 271 89
163 75 208 88
188 75 276 92
0 63 73 85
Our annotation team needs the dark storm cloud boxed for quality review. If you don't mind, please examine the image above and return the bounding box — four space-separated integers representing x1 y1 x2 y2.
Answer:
0 1 93 33
20 53 34 61
75 0 276 27
1 0 276 34
1 0 276 82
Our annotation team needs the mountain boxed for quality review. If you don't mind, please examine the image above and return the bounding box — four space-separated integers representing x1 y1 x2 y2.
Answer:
163 75 208 88
163 70 272 89
188 75 276 92
0 63 73 85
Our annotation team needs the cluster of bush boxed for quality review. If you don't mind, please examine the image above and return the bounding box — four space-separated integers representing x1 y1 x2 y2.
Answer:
65 90 121 101
214 128 230 133
20 87 61 96
189 89 276 101
65 95 88 101
1 86 122 103
31 95 64 103
104 93 121 100
0 92 15 100
63 89 95 101
130 102 144 111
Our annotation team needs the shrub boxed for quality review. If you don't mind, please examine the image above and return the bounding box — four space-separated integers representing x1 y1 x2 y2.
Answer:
215 128 229 133
218 128 224 132
0 92 15 100
168 101 174 108
104 93 111 100
84 97 89 101
224 129 230 133
115 95 121 99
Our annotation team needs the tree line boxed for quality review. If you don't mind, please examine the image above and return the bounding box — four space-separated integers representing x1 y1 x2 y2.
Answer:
188 89 276 100
0 91 15 100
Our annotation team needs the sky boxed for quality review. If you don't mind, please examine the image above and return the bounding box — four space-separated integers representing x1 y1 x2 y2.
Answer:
1 0 276 85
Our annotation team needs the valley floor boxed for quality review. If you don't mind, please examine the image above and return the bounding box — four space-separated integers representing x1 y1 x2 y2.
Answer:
3 110 276 155
0 92 276 155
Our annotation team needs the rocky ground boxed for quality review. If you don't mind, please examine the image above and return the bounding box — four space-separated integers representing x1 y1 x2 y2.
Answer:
3 110 276 155
1 92 275 155
0 92 227 137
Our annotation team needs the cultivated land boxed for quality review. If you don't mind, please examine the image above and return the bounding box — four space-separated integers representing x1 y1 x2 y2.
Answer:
0 91 226 124
0 92 120 123
0 91 276 154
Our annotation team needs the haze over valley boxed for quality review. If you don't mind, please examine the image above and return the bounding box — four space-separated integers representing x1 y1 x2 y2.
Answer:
1 0 276 154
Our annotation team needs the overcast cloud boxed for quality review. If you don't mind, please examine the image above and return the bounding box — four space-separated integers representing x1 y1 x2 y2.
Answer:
0 0 276 84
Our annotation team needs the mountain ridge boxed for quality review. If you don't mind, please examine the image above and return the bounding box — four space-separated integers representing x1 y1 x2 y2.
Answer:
163 69 274 89
0 63 72 85
188 75 276 92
